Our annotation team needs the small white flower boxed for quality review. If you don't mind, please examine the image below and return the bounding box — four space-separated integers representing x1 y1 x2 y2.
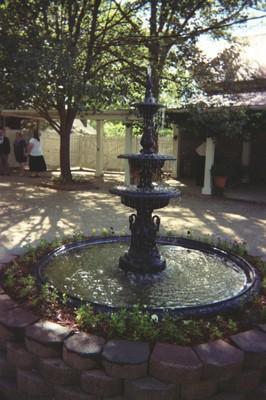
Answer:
151 314 159 323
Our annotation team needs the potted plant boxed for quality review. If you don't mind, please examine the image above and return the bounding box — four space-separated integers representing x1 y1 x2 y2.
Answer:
211 162 229 189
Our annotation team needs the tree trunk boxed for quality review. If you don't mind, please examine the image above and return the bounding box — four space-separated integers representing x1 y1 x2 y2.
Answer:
59 116 75 183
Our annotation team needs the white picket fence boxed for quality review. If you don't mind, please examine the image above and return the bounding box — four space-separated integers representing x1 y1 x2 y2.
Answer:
6 128 174 172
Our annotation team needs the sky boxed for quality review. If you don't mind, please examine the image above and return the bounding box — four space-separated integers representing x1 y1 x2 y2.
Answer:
235 8 266 36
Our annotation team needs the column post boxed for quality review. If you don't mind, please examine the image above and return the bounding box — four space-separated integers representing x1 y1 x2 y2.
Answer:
133 134 138 153
201 136 215 195
172 124 180 179
124 122 133 184
95 120 104 177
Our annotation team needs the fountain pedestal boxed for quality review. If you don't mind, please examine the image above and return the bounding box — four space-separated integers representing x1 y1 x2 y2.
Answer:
119 208 165 273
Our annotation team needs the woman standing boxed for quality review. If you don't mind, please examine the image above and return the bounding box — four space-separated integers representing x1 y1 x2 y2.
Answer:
28 130 47 177
0 128 10 175
13 131 27 176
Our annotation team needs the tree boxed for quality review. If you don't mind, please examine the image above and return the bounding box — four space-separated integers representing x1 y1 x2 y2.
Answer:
114 0 265 100
0 0 136 182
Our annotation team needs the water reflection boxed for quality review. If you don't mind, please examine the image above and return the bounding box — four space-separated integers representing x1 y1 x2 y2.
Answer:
44 242 248 308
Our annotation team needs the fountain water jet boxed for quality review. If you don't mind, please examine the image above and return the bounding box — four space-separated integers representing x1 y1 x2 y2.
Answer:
37 72 260 317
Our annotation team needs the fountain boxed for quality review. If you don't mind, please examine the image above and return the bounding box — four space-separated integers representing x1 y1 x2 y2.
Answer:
37 72 260 317
110 72 180 273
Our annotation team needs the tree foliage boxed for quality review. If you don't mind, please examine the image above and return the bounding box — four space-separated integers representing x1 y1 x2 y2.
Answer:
0 0 265 179
115 0 264 100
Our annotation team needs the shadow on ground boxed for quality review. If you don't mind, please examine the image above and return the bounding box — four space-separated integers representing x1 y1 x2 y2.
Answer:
0 171 266 260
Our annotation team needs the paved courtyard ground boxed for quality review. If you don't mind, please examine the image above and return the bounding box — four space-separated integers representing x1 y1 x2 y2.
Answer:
1 172 266 260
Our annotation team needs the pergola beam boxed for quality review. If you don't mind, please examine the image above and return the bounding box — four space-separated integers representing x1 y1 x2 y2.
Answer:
0 109 139 122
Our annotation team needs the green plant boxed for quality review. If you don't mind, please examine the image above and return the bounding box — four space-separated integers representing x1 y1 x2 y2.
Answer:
227 318 238 333
127 306 159 341
61 292 68 305
101 228 109 237
72 231 87 241
40 284 59 306
23 245 38 262
75 305 94 329
17 275 36 298
37 239 49 250
109 309 128 337
75 305 107 330
209 325 223 340
3 265 17 289
160 315 190 344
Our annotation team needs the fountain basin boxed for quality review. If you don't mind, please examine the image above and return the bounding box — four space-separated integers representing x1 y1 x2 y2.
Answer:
36 236 260 317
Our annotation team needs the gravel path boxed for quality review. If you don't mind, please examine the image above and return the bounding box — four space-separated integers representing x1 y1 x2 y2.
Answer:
1 174 266 259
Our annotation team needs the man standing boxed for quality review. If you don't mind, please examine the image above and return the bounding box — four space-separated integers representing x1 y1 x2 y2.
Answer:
0 128 11 175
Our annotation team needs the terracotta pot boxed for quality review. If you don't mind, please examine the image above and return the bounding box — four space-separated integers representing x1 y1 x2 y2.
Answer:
213 176 227 188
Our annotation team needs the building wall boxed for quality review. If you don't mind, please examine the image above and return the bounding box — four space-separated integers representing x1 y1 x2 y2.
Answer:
179 133 249 185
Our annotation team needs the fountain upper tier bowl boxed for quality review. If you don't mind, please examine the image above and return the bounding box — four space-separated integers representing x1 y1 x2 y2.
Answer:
111 153 181 209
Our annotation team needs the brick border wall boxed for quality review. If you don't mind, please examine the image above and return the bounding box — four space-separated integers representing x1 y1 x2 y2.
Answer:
0 258 266 399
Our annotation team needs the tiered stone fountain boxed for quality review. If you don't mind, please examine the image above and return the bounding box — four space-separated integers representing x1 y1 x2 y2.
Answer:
110 72 180 273
37 72 260 317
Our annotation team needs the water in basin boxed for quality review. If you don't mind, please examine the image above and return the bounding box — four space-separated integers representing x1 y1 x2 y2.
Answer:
43 241 249 309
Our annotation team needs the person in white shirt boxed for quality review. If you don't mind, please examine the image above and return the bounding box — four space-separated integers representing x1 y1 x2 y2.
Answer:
27 130 47 177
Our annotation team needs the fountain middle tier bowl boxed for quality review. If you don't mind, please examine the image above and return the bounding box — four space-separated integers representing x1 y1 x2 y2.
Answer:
110 185 181 209
118 153 176 161
36 236 260 317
